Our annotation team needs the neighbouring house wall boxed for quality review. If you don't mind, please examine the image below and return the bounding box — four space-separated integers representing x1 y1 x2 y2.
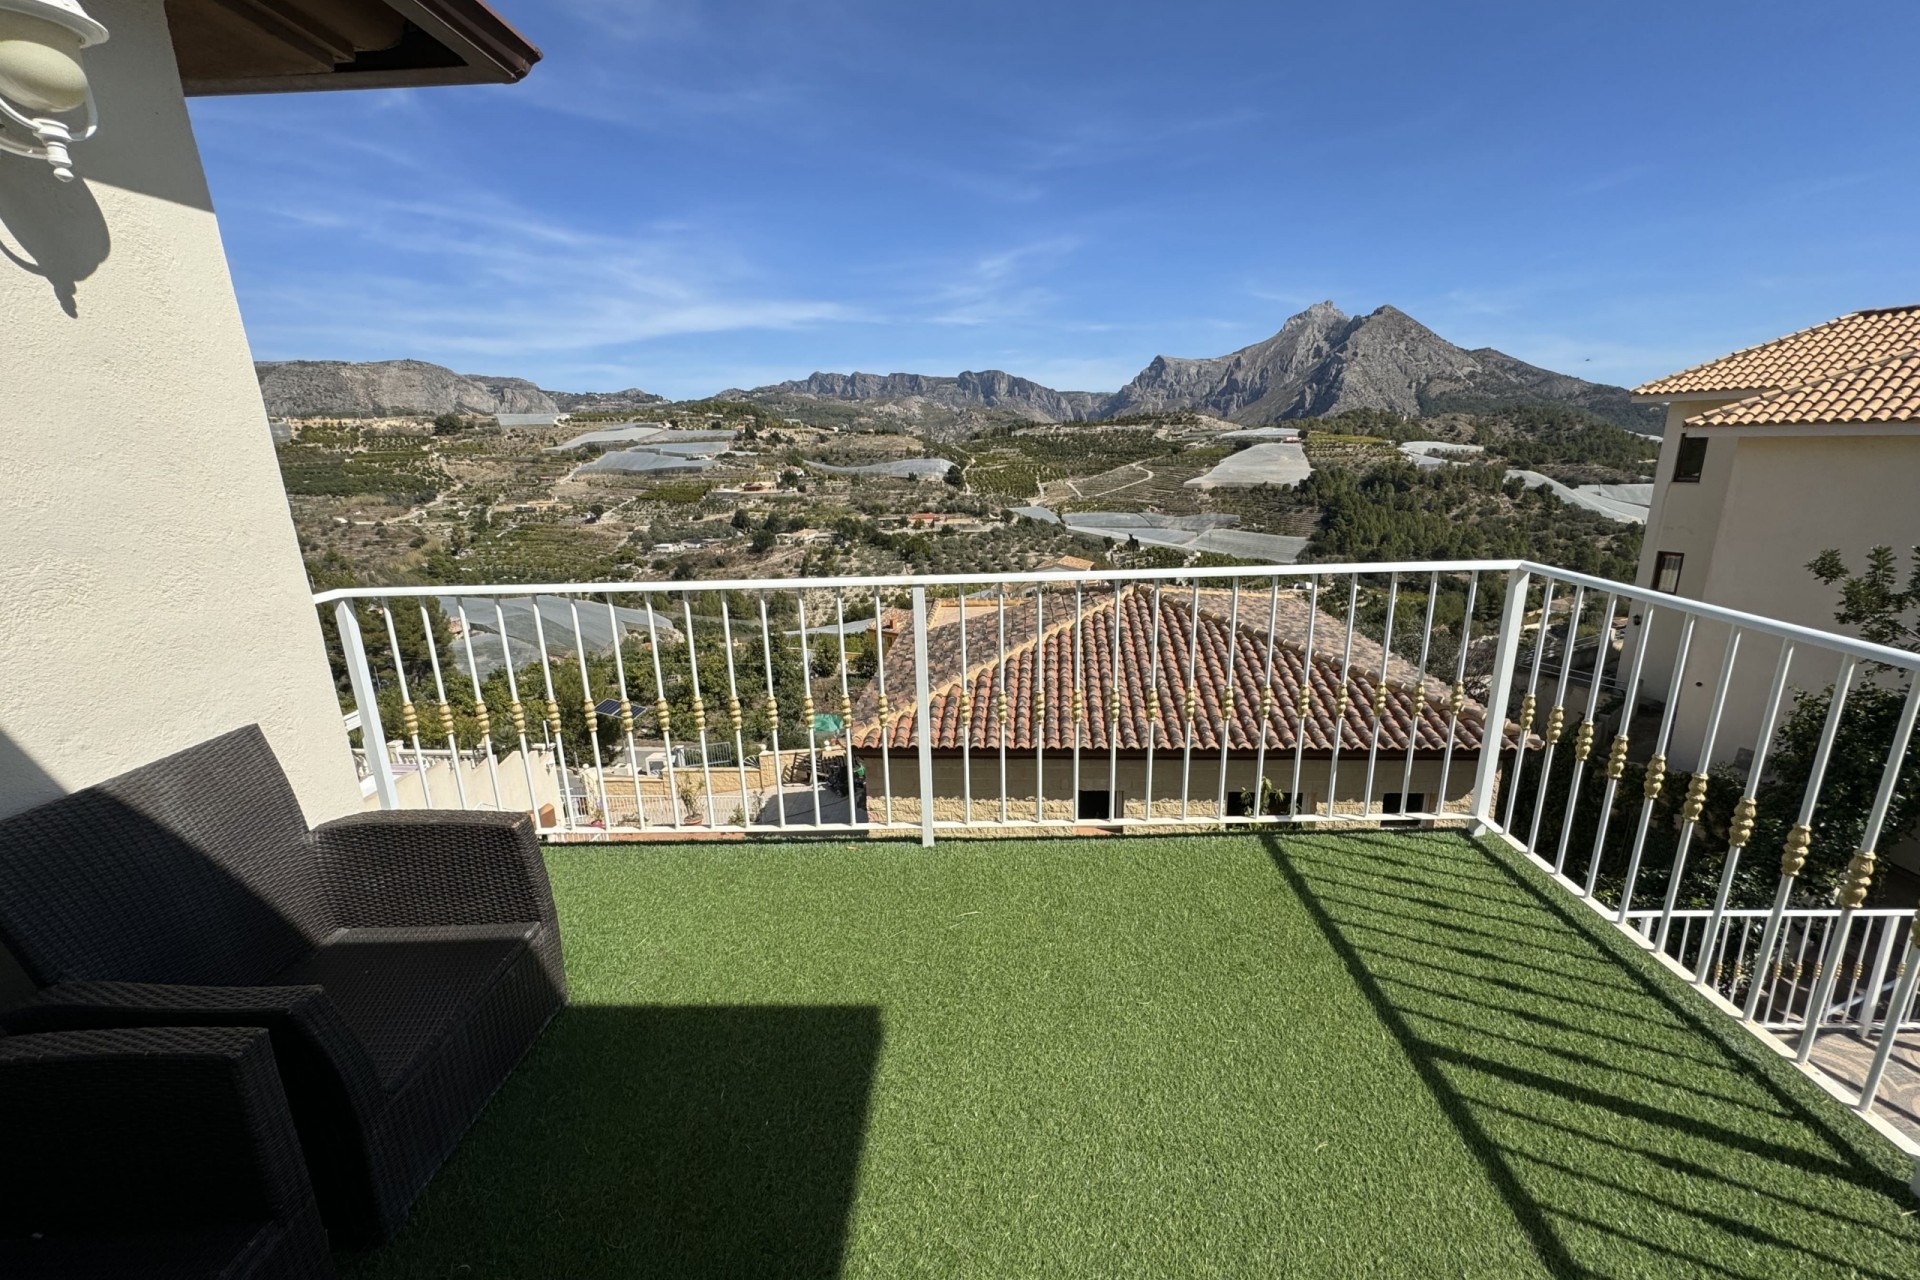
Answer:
1625 427 1920 770
861 753 1480 828
0 0 360 823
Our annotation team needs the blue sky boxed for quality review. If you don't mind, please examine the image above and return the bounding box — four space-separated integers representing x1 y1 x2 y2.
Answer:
191 0 1920 401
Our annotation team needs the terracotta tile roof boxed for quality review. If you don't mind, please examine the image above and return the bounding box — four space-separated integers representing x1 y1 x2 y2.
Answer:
849 585 1517 754
1634 306 1920 397
1684 351 1920 428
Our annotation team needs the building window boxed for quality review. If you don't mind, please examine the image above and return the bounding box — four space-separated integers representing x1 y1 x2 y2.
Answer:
1077 790 1116 820
1672 434 1708 483
1653 551 1684 594
1381 793 1426 815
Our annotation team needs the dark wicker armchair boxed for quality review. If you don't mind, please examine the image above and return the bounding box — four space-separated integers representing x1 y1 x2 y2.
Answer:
0 726 568 1245
0 1025 335 1279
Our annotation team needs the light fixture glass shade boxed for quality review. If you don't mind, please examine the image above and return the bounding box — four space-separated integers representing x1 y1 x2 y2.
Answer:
0 13 89 111
0 0 106 182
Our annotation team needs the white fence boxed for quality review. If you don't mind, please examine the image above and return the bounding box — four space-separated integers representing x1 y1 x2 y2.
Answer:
317 558 1920 1135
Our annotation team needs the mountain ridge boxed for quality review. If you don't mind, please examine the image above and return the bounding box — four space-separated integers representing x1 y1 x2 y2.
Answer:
256 302 1655 429
726 302 1656 429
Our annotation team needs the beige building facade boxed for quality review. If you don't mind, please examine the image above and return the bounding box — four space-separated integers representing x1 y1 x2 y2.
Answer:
1629 311 1920 769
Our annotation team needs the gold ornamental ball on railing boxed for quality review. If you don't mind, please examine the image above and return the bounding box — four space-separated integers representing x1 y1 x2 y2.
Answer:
1145 686 1160 721
508 699 526 734
690 696 707 734
1643 753 1666 800
1072 688 1084 724
1034 692 1046 723
1372 685 1388 716
1409 685 1426 716
1183 687 1198 722
1449 681 1466 717
437 701 454 737
1335 688 1349 718
473 705 491 739
1774 825 1804 875
765 693 779 721
1221 689 1235 715
1544 705 1565 745
1572 720 1594 761
1517 693 1536 736
959 691 972 721
1259 687 1273 720
400 701 419 736
544 699 560 733
728 696 742 734
875 693 890 721
1605 733 1629 779
802 693 816 720
618 699 635 734
654 698 671 734
1728 795 1758 849
841 694 853 722
580 699 595 726
1680 771 1710 823
1838 848 1878 910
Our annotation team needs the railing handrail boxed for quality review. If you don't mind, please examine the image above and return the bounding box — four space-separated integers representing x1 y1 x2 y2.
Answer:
311 557 1920 673
1625 907 1916 920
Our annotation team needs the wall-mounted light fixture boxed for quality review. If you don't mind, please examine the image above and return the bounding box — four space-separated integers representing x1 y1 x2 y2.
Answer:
0 0 107 182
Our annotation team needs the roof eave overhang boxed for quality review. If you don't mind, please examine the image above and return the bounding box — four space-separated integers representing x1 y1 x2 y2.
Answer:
179 0 539 96
1630 388 1768 404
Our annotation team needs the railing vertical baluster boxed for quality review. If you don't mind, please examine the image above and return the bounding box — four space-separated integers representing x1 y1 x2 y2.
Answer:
1107 580 1123 822
679 596 718 827
958 590 972 825
606 599 651 830
717 597 750 829
1179 583 1202 822
758 594 786 829
1362 573 1399 817
1327 576 1360 818
641 594 681 830
869 589 894 826
1617 612 1697 924
1437 572 1476 816
335 602 397 809
1528 585 1585 858
1860 916 1901 1040
1399 573 1439 815
1071 584 1084 823
1587 607 1655 897
1289 575 1319 818
1471 567 1529 829
1252 578 1281 823
1745 654 1855 1020
1731 919 1756 1002
456 604 505 813
494 603 540 827
380 604 434 806
419 603 470 810
834 592 862 828
1804 679 1920 1069
995 586 1010 826
1697 640 1794 983
1215 581 1242 819
795 594 824 827
1033 583 1047 823
568 601 611 831
1554 592 1614 874
910 585 935 846
1654 626 1743 953
1143 585 1165 820
1504 577 1556 837
529 605 572 831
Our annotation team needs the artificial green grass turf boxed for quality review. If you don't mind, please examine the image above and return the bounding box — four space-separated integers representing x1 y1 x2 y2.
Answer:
341 832 1920 1279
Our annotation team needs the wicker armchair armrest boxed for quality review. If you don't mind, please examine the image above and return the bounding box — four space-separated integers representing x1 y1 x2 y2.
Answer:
0 1026 316 1231
310 809 557 932
0 980 382 1115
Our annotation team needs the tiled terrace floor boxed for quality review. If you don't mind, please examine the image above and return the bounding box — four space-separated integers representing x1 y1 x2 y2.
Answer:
344 832 1920 1279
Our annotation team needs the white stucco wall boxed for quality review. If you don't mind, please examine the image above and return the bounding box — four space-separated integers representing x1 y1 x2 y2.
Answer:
0 0 360 823
1626 422 1920 769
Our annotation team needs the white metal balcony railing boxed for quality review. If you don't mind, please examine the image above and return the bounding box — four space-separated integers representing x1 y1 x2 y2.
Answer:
315 559 1920 1149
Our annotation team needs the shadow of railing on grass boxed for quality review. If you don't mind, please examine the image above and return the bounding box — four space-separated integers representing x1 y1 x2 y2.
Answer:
1261 830 1919 1279
341 1003 881 1280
